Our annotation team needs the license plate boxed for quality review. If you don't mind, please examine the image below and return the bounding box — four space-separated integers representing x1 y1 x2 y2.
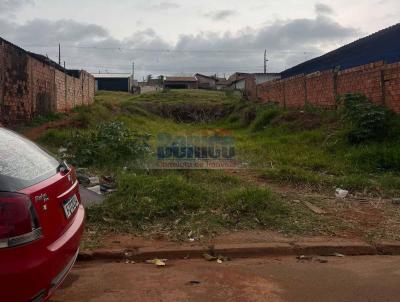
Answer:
63 195 79 219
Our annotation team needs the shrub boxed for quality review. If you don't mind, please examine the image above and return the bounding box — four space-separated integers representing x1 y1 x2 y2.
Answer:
338 94 390 144
67 121 150 167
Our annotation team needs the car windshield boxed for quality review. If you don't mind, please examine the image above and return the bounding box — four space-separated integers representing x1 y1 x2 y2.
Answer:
0 128 59 192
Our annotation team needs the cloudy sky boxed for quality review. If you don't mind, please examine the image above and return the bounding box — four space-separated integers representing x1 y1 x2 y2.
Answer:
0 0 399 79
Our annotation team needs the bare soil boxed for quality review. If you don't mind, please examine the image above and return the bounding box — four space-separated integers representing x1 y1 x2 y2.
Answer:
51 256 400 302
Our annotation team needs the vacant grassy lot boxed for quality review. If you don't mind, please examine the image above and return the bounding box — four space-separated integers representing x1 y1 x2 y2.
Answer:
26 90 400 244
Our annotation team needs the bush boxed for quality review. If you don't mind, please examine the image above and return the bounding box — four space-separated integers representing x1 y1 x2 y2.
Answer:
338 94 390 144
67 121 150 167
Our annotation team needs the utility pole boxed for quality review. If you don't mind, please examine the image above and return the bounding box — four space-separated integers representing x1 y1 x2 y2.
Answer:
132 61 135 80
58 43 61 65
264 50 268 74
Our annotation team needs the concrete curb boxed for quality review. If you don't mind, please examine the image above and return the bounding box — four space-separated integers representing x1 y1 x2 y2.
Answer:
77 241 400 262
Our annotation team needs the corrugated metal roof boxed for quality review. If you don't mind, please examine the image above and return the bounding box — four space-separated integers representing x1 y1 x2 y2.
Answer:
281 23 400 78
94 73 132 79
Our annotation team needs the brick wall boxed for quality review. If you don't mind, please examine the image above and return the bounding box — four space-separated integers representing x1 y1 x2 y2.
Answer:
257 79 285 106
0 38 95 125
256 60 400 113
384 62 400 113
306 70 335 107
284 75 306 108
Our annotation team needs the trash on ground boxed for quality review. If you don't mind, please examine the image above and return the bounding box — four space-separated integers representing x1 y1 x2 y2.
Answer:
77 170 91 186
297 255 313 261
332 252 345 257
125 260 135 264
145 259 167 267
335 188 349 199
87 185 102 195
203 253 217 261
203 253 231 263
302 201 326 214
217 255 231 262
392 198 400 205
89 176 100 186
297 255 328 263
187 280 201 285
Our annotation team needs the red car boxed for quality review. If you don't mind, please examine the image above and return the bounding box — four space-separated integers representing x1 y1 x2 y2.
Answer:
0 127 85 302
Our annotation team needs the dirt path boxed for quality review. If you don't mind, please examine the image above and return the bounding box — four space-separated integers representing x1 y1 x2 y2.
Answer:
23 116 78 140
51 256 400 302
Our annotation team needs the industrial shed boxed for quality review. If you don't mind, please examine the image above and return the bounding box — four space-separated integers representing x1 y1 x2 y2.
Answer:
94 73 133 92
164 77 198 89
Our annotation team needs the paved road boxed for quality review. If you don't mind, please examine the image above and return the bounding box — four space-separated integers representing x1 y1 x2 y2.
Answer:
51 256 400 302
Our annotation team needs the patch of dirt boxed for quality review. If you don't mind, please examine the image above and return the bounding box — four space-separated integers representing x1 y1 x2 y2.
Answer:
226 169 399 241
271 111 326 130
136 102 234 123
23 116 81 140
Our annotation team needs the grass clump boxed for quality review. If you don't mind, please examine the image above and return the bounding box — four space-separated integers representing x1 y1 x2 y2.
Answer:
251 106 281 132
87 171 295 239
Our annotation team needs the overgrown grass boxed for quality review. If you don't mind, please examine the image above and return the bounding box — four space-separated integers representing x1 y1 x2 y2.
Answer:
86 170 319 240
28 90 400 241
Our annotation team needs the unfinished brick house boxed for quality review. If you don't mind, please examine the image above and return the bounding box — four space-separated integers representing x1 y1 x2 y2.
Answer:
0 37 95 126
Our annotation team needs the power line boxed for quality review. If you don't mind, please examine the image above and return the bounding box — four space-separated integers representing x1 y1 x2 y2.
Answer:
20 44 321 55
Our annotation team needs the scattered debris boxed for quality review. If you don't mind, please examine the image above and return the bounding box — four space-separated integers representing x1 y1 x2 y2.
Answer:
217 255 231 262
302 201 326 214
87 185 102 195
297 255 313 261
203 253 217 261
332 252 345 258
297 255 328 263
89 176 100 186
187 280 201 285
145 259 167 267
203 253 231 263
392 198 400 205
125 260 135 264
335 188 349 199
77 169 91 186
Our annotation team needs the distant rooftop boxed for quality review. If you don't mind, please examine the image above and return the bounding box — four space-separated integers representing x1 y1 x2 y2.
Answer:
281 23 400 78
165 76 197 82
94 73 132 79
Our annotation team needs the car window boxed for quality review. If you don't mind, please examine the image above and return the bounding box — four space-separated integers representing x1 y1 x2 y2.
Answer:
0 128 59 192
